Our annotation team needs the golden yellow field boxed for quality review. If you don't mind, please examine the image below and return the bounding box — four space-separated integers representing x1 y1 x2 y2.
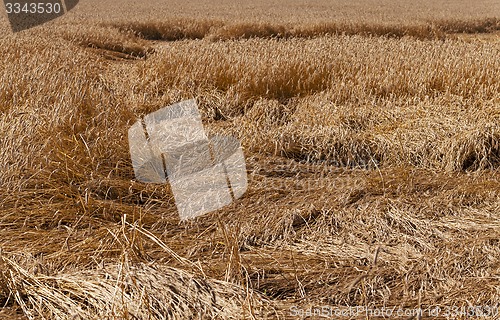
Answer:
0 0 499 319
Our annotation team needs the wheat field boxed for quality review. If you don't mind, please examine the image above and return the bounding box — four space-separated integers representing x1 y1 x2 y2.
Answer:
0 0 499 319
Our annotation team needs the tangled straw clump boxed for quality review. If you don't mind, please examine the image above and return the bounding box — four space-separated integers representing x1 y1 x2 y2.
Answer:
0 254 275 319
442 125 500 171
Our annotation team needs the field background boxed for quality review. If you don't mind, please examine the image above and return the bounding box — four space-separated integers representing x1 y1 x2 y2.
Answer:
0 0 499 319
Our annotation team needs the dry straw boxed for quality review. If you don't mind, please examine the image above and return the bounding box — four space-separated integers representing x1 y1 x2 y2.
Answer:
0 4 499 319
0 254 276 319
